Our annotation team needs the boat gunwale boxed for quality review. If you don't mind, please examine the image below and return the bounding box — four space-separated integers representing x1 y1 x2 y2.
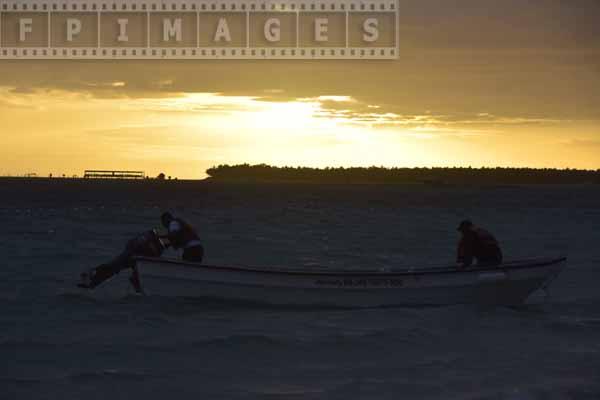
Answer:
135 256 567 278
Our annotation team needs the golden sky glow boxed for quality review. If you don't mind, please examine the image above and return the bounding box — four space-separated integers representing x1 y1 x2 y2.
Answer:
1 0 600 178
1 87 599 178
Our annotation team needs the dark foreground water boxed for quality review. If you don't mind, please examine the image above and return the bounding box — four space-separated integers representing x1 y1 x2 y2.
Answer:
1 180 599 400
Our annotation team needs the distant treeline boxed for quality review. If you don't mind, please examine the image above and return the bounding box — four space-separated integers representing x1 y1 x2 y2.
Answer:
206 164 600 184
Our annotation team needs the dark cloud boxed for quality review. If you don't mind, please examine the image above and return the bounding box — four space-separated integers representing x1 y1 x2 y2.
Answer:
400 0 600 50
0 0 599 122
566 139 600 148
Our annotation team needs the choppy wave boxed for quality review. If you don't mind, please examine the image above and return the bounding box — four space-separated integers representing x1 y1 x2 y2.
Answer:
2 183 600 399
68 369 155 382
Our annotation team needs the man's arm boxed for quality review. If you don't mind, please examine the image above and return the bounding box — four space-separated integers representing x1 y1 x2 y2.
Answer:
460 254 474 268
456 235 474 267
457 239 465 263
158 220 181 239
164 220 182 244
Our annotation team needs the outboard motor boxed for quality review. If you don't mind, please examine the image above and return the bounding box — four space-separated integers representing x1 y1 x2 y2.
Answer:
78 230 166 290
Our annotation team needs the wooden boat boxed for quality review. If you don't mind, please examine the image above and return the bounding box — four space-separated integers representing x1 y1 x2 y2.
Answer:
132 256 567 307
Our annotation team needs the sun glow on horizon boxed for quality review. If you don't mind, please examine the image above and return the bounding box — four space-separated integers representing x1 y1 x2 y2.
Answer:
1 87 599 178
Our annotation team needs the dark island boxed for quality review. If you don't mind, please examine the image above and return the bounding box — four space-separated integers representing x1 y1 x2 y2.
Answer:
206 164 600 185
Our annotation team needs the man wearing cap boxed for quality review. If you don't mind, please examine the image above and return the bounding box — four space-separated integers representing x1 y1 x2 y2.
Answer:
456 220 502 268
160 212 204 263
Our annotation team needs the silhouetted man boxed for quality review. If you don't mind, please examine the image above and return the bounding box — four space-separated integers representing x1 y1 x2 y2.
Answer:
160 212 204 263
79 230 164 291
456 220 502 268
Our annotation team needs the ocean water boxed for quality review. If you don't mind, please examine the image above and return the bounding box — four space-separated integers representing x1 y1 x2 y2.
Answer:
1 180 600 400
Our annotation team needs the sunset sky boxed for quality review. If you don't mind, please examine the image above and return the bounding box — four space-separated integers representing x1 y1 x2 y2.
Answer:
1 0 599 178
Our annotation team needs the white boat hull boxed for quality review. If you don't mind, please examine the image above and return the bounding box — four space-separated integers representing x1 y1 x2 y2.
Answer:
133 257 566 307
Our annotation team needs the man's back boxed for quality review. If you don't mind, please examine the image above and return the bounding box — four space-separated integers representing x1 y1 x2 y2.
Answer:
458 227 502 266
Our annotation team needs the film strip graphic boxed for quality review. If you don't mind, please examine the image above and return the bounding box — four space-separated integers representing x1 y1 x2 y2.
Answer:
0 0 398 59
